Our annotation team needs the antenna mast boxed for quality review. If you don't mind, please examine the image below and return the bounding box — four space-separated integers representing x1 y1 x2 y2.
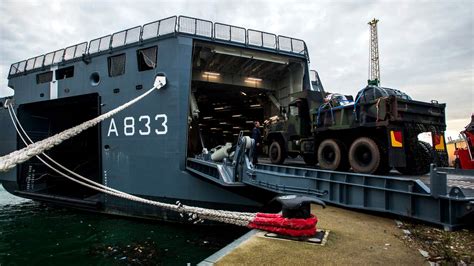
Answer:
368 18 380 86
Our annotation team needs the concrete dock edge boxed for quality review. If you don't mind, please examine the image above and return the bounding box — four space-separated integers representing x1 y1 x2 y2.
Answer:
198 229 259 265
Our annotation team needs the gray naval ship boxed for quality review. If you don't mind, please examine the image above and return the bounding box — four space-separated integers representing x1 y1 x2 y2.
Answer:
1 16 311 220
1 16 472 229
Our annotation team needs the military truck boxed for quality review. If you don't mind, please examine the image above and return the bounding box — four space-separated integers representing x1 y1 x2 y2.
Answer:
263 70 448 174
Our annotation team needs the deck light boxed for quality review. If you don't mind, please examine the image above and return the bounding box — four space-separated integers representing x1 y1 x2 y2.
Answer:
202 71 220 79
250 104 261 108
203 71 220 76
232 114 242 118
214 107 225 110
245 77 262 83
203 116 212 120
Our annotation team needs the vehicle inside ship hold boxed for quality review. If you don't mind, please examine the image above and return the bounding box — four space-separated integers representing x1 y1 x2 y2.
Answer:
187 41 308 156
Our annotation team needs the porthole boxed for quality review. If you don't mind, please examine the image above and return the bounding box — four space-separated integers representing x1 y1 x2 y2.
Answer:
90 72 100 86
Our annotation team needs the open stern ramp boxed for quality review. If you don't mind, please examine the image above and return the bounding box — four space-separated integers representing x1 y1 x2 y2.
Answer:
187 144 473 230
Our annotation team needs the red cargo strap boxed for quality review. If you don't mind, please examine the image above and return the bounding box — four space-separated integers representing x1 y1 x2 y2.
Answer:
247 213 318 237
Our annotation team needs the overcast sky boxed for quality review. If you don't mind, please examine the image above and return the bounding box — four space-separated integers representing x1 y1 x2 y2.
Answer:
0 0 472 138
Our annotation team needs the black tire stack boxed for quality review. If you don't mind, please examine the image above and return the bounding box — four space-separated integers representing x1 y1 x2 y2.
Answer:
396 141 433 175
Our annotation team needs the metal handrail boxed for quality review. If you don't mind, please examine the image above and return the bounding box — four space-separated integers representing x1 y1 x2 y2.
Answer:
9 15 309 77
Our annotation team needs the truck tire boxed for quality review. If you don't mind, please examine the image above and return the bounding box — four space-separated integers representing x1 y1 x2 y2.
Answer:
317 139 347 170
396 141 432 175
269 140 286 164
348 137 381 174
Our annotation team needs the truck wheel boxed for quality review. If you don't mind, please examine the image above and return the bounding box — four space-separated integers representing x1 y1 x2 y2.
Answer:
303 154 316 166
348 137 381 174
396 141 432 175
269 140 286 164
317 139 346 170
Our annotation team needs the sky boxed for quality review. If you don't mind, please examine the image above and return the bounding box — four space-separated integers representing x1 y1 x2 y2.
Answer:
0 0 472 139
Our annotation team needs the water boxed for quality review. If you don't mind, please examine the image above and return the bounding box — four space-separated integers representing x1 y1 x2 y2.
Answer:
0 185 247 265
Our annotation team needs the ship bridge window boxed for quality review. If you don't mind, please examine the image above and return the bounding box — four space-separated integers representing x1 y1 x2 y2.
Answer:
137 46 157 72
56 66 74 80
36 71 53 84
108 54 126 77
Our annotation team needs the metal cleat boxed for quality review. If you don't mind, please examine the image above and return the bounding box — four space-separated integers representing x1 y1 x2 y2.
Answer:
274 195 325 219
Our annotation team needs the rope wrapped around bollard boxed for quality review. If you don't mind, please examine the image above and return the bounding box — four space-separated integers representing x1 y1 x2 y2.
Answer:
248 213 318 237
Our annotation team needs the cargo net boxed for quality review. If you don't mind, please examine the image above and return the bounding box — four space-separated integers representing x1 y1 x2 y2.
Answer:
0 82 318 237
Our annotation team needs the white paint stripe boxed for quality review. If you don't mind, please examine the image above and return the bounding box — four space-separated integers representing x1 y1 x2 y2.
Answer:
50 65 58 99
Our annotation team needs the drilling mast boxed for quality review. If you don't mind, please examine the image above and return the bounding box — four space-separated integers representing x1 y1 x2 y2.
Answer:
368 18 380 86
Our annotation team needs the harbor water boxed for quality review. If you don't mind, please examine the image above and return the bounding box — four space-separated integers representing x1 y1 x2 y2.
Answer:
0 185 247 265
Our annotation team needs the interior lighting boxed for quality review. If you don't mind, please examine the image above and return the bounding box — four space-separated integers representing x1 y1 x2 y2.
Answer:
203 71 220 76
232 114 242 118
245 77 262 83
202 71 220 79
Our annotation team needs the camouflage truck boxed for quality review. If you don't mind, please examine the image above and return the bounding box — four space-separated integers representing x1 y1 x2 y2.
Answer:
263 71 449 174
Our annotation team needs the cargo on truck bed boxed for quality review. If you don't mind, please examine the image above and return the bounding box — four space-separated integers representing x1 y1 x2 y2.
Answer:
264 79 449 175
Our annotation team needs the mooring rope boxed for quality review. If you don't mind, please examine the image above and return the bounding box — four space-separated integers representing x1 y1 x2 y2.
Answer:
0 79 166 173
1 82 318 236
5 94 255 227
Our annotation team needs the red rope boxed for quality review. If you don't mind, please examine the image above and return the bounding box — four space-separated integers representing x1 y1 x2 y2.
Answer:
247 213 318 237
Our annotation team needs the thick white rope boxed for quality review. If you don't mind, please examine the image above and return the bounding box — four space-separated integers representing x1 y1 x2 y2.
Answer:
5 91 256 226
0 81 164 173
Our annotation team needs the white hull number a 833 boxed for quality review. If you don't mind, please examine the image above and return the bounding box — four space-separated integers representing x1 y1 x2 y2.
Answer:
107 114 168 137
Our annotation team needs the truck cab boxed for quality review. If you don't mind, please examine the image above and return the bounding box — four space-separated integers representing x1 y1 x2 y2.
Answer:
264 88 324 164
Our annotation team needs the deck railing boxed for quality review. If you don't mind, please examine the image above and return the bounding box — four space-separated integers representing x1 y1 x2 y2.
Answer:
9 15 309 77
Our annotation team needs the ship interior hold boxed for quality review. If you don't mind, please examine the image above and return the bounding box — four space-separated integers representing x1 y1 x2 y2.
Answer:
16 94 101 201
187 41 307 157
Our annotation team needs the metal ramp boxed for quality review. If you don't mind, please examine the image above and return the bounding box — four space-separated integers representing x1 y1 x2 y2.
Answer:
186 138 473 230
